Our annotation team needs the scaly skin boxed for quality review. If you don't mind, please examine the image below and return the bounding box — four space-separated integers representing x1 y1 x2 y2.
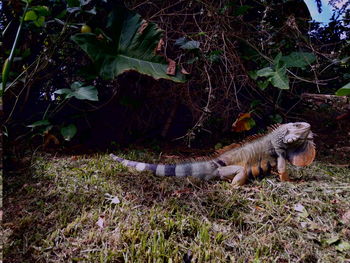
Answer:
110 122 316 186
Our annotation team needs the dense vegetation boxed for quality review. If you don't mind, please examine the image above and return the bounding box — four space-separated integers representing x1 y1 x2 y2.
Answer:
1 0 349 149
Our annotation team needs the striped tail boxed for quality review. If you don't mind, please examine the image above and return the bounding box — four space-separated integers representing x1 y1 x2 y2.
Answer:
110 154 226 179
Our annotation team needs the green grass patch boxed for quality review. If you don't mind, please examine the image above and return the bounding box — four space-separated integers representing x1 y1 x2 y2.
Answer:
3 152 350 262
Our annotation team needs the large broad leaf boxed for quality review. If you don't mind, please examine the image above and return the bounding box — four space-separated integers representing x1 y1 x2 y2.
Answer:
280 52 316 68
61 124 77 141
71 8 186 82
256 66 289 90
269 66 289 90
335 82 350 96
54 82 98 101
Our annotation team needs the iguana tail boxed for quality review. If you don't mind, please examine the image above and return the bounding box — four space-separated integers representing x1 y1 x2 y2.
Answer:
110 154 226 179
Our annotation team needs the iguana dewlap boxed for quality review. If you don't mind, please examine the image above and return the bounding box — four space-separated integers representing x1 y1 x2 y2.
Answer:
110 122 316 186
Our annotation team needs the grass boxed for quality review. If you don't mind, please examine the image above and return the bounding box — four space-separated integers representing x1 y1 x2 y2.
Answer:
2 150 350 263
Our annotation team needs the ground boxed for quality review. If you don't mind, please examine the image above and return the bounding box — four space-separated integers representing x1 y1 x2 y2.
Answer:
2 111 350 263
2 146 350 262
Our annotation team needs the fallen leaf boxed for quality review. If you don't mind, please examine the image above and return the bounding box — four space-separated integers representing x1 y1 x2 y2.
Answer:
105 193 121 204
294 203 305 212
294 203 309 218
96 215 105 229
167 58 176 76
232 112 256 132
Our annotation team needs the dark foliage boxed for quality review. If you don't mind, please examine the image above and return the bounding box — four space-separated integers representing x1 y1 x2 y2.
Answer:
1 0 349 152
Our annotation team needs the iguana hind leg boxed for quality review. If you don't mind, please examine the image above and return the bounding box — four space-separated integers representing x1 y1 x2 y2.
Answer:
216 165 247 186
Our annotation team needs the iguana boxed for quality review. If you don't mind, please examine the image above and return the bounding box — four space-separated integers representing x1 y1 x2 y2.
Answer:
110 122 316 185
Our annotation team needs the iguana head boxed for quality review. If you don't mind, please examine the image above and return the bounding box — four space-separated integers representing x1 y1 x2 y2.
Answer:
278 122 316 166
282 122 313 144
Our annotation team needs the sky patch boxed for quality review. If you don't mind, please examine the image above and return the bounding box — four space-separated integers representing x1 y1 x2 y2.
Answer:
303 0 334 24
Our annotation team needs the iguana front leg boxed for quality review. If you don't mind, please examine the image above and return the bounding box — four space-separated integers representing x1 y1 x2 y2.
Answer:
216 165 247 186
277 156 291 182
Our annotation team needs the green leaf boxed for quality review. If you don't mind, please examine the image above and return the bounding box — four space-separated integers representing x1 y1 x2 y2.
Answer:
270 66 289 90
250 100 261 108
280 52 316 68
56 9 67 19
269 114 283 123
33 16 45 27
27 119 50 128
54 88 74 98
196 32 206 36
214 143 223 150
335 82 350 96
70 81 83 90
207 50 222 63
256 64 289 90
180 40 200 50
32 6 50 16
72 85 98 101
186 57 199 64
256 67 274 77
67 0 80 7
257 80 269 90
273 52 282 65
175 37 186 46
54 82 99 101
61 124 77 141
71 7 186 82
24 10 38 21
248 70 258 80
